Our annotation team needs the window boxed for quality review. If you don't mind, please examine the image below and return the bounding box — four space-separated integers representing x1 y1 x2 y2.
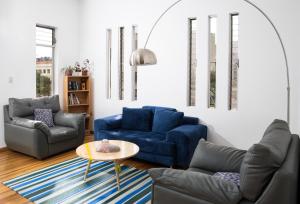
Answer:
106 29 112 99
229 14 239 109
131 25 138 101
208 16 217 108
118 27 124 100
187 18 197 106
36 25 55 97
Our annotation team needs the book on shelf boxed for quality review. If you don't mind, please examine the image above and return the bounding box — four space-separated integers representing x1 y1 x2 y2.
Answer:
69 93 80 105
68 81 81 91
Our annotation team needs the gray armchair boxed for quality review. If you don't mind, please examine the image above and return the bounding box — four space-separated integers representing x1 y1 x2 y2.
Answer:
3 95 85 159
149 120 299 204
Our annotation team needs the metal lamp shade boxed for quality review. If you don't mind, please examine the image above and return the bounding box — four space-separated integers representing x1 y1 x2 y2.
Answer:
130 49 157 66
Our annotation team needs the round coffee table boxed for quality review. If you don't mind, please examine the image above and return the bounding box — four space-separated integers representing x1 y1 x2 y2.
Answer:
76 140 139 190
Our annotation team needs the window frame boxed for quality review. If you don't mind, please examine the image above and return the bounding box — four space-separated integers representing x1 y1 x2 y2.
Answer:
228 13 239 110
208 15 217 108
106 28 112 99
131 25 138 101
187 17 197 106
118 26 125 100
36 24 56 97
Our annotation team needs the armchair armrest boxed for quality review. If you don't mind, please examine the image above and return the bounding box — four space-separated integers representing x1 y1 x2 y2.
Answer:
94 114 122 132
12 117 50 137
149 168 242 204
190 140 246 172
166 124 207 168
54 111 85 130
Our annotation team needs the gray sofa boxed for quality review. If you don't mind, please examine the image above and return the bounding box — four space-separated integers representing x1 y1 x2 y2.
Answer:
149 119 299 204
3 95 85 159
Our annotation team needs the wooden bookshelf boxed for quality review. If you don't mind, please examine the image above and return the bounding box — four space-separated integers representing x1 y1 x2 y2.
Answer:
63 75 92 134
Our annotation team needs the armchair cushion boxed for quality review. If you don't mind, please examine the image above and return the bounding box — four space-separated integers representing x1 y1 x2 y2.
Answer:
240 119 292 201
34 109 54 127
153 109 183 133
11 117 51 137
48 126 77 143
121 107 152 131
54 111 84 130
149 168 242 204
190 140 246 172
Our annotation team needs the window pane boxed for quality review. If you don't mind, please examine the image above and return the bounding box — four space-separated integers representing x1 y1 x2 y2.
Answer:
36 46 53 97
106 29 112 99
229 14 239 109
118 27 124 100
131 25 138 101
208 16 217 108
187 18 197 106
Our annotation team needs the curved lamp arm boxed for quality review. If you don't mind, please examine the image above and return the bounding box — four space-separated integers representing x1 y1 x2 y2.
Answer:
131 0 290 124
243 0 290 124
143 0 184 48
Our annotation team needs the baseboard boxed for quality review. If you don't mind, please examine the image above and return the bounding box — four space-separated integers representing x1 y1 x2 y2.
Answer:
0 147 8 152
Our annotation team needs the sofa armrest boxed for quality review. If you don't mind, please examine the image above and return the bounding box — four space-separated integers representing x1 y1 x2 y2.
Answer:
166 124 207 168
149 168 242 204
12 117 50 137
94 115 122 132
54 111 85 130
5 123 49 159
190 140 246 172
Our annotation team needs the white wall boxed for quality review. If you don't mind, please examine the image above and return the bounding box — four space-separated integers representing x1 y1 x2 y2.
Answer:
79 0 300 149
0 0 299 150
0 0 80 147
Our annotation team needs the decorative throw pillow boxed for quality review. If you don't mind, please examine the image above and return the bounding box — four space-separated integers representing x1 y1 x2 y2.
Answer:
213 172 241 186
152 109 184 133
121 108 152 131
34 109 54 127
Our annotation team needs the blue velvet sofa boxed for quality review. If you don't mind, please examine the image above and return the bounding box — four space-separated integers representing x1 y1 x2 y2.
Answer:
94 106 207 168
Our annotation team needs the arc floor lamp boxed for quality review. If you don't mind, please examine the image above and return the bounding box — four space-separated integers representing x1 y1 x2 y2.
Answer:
130 0 291 124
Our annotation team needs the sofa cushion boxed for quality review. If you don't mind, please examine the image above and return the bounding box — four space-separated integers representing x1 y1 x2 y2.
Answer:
97 130 175 156
121 108 152 131
134 132 175 156
9 95 60 118
190 140 246 172
149 168 242 204
239 119 291 201
34 109 54 127
152 109 184 133
48 126 77 143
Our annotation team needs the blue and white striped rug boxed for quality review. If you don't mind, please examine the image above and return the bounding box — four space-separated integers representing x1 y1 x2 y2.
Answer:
3 157 152 204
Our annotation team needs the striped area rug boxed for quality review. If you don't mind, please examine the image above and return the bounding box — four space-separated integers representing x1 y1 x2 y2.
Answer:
3 157 152 204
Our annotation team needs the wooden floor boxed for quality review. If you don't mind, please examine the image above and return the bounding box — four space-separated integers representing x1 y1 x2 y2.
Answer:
0 135 159 204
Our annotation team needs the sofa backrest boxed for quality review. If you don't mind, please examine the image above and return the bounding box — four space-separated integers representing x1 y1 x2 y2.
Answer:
239 119 292 201
255 134 299 204
142 106 176 114
8 95 60 118
142 106 199 125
